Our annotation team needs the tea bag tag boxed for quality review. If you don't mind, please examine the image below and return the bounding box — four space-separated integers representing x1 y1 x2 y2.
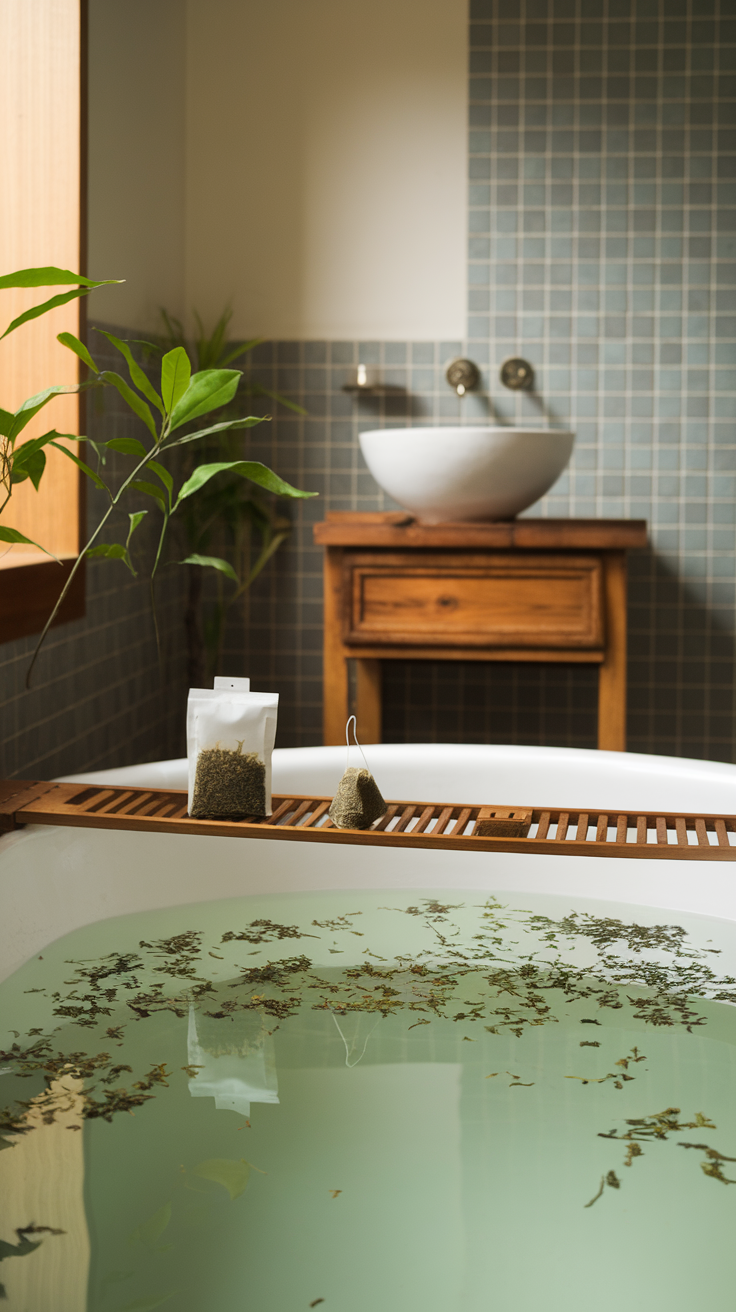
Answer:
328 716 388 830
214 676 250 691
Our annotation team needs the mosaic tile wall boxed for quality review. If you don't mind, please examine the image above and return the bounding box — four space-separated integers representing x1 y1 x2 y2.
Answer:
0 331 187 780
462 0 736 760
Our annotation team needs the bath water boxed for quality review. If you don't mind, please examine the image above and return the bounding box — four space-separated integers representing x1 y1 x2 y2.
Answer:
2 888 736 1311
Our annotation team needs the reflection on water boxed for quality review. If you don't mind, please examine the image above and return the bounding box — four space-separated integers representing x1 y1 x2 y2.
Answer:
1 891 736 1310
187 1006 279 1117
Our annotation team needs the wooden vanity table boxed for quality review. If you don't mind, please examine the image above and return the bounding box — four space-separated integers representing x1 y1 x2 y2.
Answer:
313 513 648 751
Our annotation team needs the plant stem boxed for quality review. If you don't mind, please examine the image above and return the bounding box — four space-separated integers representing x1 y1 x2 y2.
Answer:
25 434 169 687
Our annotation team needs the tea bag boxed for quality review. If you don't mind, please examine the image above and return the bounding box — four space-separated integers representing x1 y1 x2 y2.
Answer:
328 716 387 829
187 677 278 819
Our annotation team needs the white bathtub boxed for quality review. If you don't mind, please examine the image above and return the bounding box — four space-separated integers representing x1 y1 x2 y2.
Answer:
2 742 736 983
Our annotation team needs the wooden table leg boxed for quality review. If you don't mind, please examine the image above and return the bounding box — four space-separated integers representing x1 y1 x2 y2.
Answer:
356 658 382 743
322 548 349 744
598 551 627 751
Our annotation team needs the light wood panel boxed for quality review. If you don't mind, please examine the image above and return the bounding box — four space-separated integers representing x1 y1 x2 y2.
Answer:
0 0 82 564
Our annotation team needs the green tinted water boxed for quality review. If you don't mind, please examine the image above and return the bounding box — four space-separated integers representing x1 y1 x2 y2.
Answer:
2 889 736 1311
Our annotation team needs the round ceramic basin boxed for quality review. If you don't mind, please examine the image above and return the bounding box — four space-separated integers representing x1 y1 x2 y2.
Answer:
359 426 575 523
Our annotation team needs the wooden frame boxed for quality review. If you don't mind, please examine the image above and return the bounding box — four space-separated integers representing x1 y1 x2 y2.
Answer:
0 0 87 643
314 514 648 752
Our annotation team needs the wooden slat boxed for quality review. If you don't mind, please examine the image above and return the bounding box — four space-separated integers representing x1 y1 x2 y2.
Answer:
265 799 295 825
449 807 473 836
695 817 710 847
301 801 330 828
413 805 437 834
432 806 455 835
4 782 736 862
394 806 418 833
284 799 313 827
373 804 400 832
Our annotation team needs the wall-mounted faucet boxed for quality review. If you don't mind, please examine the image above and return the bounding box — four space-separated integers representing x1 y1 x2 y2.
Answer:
445 358 480 396
500 357 535 391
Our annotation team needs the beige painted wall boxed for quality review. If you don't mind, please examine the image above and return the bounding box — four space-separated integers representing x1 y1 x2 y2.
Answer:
87 0 187 328
185 0 467 340
88 0 467 339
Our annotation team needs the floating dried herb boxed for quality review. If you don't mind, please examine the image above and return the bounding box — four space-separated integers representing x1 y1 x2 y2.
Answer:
191 746 266 819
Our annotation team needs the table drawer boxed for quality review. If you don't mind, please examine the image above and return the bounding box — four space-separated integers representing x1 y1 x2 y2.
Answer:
344 552 604 648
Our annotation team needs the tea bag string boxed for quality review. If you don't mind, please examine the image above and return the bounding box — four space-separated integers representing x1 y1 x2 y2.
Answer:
345 715 372 775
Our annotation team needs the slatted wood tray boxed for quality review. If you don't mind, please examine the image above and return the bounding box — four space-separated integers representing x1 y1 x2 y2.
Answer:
0 778 735 861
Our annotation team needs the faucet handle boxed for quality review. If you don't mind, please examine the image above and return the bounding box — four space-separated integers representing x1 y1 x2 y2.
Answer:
445 357 480 397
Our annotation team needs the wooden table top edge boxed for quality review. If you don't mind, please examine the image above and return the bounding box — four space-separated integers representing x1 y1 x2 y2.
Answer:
313 514 648 550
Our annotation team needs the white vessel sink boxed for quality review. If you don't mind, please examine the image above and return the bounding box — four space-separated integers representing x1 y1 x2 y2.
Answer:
359 426 575 523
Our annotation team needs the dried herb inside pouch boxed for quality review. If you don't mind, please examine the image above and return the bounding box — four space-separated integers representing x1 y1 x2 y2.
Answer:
328 766 387 830
191 746 266 818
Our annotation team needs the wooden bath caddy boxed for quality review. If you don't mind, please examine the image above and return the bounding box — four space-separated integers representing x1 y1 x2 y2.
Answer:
0 778 735 862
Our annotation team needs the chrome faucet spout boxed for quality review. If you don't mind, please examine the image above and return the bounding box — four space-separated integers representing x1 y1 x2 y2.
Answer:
445 358 479 396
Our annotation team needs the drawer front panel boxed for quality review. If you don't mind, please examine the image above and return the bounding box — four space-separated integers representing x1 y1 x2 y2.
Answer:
345 554 604 648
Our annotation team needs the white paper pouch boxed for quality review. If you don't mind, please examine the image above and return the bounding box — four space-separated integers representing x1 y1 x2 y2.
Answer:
187 677 279 818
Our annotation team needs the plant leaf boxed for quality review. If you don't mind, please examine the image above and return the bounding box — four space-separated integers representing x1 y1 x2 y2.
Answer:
2 288 92 339
100 372 157 439
105 437 149 457
246 382 307 415
175 460 315 506
11 446 45 490
169 415 267 446
180 553 239 583
8 386 76 440
85 541 135 574
218 337 263 367
10 428 83 466
128 1202 171 1250
57 331 98 373
192 1158 251 1200
0 266 120 290
169 369 241 430
129 479 167 510
96 330 164 414
0 1237 42 1259
0 407 14 436
127 510 147 543
147 460 173 499
49 441 111 493
0 525 60 561
160 347 191 414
